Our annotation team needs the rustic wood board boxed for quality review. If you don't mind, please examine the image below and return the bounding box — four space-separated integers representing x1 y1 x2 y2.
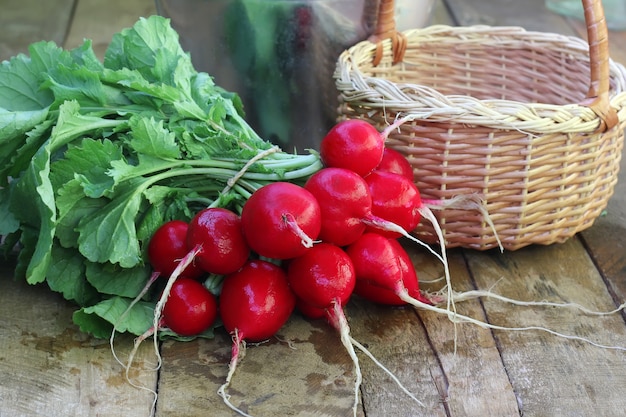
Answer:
407 248 521 417
465 239 626 416
156 316 363 417
0 264 158 416
0 0 75 60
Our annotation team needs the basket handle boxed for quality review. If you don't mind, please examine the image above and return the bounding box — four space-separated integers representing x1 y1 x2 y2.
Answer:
368 0 406 65
581 0 618 131
368 0 618 131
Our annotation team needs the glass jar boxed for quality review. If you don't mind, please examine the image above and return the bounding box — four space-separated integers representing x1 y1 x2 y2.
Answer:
155 0 435 151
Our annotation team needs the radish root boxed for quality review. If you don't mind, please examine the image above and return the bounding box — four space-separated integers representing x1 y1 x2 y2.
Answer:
111 244 204 416
327 301 362 417
217 329 254 417
398 287 626 351
423 194 503 252
110 270 160 368
349 336 425 407
361 217 444 264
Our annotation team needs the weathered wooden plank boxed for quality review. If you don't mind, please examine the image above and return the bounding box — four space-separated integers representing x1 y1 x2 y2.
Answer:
347 297 448 417
465 239 626 417
408 248 521 417
156 315 362 416
0 0 75 61
64 0 157 58
0 264 158 416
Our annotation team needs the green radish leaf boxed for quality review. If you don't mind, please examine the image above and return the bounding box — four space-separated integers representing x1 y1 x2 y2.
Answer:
56 179 108 248
46 243 100 307
2 119 54 183
101 67 181 106
104 15 195 87
73 296 154 338
10 144 56 284
0 41 58 111
128 116 180 159
85 260 150 299
76 178 144 268
0 186 19 235
43 63 107 107
48 100 127 153
0 108 49 146
50 137 123 196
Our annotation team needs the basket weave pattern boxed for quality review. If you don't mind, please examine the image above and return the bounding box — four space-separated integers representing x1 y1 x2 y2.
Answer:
335 4 626 251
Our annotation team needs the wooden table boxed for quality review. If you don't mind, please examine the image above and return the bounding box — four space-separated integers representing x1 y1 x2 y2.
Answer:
1 0 625 416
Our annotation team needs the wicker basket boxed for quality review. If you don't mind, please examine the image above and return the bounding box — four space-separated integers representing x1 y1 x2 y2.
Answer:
334 0 626 251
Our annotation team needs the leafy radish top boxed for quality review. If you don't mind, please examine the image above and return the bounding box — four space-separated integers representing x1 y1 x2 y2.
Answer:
0 16 322 337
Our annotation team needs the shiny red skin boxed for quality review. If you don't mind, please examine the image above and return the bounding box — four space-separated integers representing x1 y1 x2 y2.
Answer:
346 233 429 306
304 167 372 247
296 297 326 320
219 260 296 342
365 170 422 238
148 220 205 279
320 119 384 177
287 243 356 309
186 207 250 275
373 147 414 181
162 278 218 336
240 182 321 260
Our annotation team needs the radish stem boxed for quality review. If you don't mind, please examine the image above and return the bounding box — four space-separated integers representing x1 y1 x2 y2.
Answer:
283 213 315 248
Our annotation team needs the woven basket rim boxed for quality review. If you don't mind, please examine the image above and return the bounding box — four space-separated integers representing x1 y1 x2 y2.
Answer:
335 24 626 134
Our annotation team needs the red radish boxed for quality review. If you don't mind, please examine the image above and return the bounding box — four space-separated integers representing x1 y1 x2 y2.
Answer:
287 242 423 413
162 277 218 336
303 167 370 246
364 170 422 239
217 259 296 415
320 117 414 177
286 243 361 415
240 182 321 259
132 207 252 389
372 147 414 181
296 297 326 320
320 119 385 176
345 233 433 306
220 259 296 342
304 166 455 325
187 207 249 275
148 220 204 279
287 243 356 310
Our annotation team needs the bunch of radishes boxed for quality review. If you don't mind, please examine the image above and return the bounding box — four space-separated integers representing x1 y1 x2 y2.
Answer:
135 117 449 415
128 117 626 417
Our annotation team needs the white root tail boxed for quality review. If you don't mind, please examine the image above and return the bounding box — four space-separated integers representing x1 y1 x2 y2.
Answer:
348 336 425 407
328 301 362 417
398 287 626 351
217 329 254 417
422 194 503 252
